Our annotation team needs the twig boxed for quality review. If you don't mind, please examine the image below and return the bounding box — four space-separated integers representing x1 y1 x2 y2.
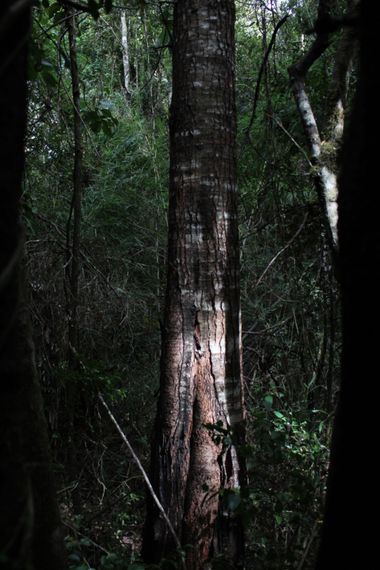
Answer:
255 212 308 288
297 520 318 570
98 393 185 566
243 317 291 339
62 520 111 555
269 114 312 166
245 13 289 140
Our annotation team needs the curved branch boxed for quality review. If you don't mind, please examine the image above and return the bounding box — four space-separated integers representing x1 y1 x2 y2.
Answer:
245 13 289 139
98 394 185 566
287 0 356 260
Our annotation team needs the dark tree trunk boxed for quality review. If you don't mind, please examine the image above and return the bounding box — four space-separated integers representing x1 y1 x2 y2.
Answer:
65 6 83 365
315 2 378 568
64 6 84 511
0 2 66 568
143 1 245 568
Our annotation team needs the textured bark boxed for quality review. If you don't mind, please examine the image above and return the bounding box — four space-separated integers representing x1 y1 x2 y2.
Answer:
120 11 131 99
143 1 244 568
315 2 378 567
0 2 66 568
288 0 358 261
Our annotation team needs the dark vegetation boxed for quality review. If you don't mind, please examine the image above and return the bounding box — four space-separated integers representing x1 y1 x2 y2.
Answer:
1 0 372 568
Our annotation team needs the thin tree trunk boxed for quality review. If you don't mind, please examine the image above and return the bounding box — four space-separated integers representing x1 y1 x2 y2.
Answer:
0 2 66 568
65 6 83 363
143 1 245 568
64 6 84 511
142 8 154 116
288 0 358 263
120 11 131 99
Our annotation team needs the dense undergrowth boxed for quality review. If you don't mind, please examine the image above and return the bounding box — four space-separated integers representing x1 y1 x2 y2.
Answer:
24 0 348 568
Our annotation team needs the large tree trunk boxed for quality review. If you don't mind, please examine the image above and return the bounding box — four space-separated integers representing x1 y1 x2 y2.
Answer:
0 2 66 568
143 1 245 568
315 2 378 568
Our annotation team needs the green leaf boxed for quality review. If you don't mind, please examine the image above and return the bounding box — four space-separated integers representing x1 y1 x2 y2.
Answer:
203 422 228 434
47 2 61 17
274 410 285 419
264 394 273 410
270 430 284 442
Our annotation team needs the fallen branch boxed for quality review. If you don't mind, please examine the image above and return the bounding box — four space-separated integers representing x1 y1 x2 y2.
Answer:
63 520 111 555
98 393 185 567
255 212 308 288
269 114 312 166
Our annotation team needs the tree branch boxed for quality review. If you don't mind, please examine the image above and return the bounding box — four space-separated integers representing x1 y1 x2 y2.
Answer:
255 212 309 288
98 394 185 568
245 13 289 139
287 0 356 259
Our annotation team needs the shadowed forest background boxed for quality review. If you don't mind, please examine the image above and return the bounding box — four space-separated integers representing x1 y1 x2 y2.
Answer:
0 0 377 569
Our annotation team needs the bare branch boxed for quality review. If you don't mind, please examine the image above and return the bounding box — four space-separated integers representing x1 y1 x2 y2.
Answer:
287 0 356 259
269 114 312 166
98 394 185 568
245 14 289 139
255 212 309 288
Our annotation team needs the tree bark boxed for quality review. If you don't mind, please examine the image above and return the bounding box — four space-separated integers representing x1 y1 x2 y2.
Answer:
288 0 358 263
143 1 245 568
120 11 131 99
315 1 378 567
0 2 66 568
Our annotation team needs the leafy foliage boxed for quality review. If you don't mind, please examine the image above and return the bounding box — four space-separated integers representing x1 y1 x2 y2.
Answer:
23 0 348 568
